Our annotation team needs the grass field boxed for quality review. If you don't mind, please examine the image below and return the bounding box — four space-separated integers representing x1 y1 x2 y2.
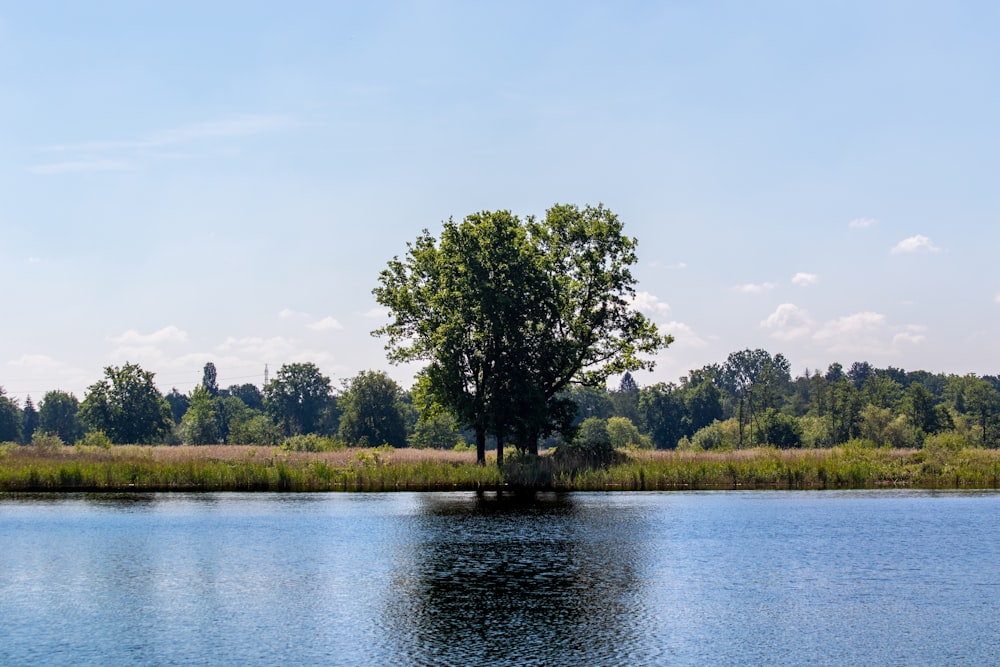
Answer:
2 442 999 492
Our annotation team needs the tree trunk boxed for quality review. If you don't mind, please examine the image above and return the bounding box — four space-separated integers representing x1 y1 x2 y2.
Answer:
496 433 504 467
476 425 486 465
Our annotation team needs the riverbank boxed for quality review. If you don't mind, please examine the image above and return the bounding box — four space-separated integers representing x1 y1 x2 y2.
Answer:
2 442 999 492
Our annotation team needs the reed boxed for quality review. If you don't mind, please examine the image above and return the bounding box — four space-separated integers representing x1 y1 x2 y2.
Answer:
1 442 999 491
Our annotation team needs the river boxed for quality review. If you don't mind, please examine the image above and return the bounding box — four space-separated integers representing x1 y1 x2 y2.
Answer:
1 490 998 665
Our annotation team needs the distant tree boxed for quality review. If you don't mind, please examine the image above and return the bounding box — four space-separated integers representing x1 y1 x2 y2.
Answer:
226 383 263 411
21 396 38 444
609 372 641 424
903 382 942 435
862 374 904 410
847 361 875 389
263 362 333 436
164 388 190 425
563 386 615 425
964 377 1000 445
722 349 791 447
824 362 845 383
178 385 220 445
228 413 282 446
338 371 408 447
0 389 22 443
38 390 83 443
825 377 862 444
683 378 724 435
202 362 219 397
638 383 686 449
410 412 463 449
79 363 173 444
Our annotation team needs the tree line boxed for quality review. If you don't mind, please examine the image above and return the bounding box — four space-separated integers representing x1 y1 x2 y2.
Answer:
4 203 997 455
2 350 998 452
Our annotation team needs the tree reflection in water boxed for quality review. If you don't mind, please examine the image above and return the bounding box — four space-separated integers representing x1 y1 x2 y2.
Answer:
382 491 658 666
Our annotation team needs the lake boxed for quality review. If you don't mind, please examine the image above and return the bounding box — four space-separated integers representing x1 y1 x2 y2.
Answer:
1 490 998 666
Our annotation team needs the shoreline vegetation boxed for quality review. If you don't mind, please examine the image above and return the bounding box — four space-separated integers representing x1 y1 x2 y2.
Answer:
2 443 1000 492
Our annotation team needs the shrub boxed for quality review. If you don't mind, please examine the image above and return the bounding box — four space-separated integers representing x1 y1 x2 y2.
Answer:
691 418 739 451
80 430 112 449
280 433 341 452
31 432 65 452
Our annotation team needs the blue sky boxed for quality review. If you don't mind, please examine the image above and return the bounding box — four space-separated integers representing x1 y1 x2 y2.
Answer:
2 1 999 402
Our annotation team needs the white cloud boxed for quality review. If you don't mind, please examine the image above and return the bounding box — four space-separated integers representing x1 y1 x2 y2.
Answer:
892 327 927 346
669 262 688 270
734 282 776 294
217 336 298 359
849 217 878 229
7 353 60 369
994 293 1000 304
28 159 133 175
110 325 188 345
628 291 671 316
364 307 390 319
760 304 813 341
813 312 886 342
307 316 344 331
660 321 709 348
279 308 309 319
792 272 818 287
890 234 941 254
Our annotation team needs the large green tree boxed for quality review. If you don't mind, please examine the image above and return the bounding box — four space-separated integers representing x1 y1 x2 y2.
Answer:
79 363 173 444
263 362 333 436
38 390 83 443
374 204 670 464
337 370 408 447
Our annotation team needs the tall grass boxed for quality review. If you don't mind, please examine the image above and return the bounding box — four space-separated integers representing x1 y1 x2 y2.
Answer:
2 442 999 492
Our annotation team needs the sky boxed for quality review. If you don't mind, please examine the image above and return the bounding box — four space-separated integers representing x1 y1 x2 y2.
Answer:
2 1 1000 403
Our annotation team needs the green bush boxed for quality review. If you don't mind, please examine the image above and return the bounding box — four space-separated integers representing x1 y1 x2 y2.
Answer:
80 430 112 449
31 432 65 452
280 433 342 452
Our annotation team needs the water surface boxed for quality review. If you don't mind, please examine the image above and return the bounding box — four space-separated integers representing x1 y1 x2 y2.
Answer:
1 490 998 665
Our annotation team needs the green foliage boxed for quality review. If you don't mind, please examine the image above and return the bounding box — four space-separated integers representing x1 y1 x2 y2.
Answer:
606 416 650 449
79 363 173 444
21 396 38 444
281 433 342 452
373 203 670 463
38 390 83 443
178 386 220 445
690 418 739 451
31 431 64 452
263 362 334 436
755 409 803 448
81 430 112 449
410 411 463 449
553 416 625 469
0 389 23 444
228 413 282 447
164 388 190 425
338 370 408 447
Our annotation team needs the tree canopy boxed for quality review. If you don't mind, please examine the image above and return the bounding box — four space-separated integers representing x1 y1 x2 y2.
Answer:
263 362 334 436
79 363 173 444
373 203 670 464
